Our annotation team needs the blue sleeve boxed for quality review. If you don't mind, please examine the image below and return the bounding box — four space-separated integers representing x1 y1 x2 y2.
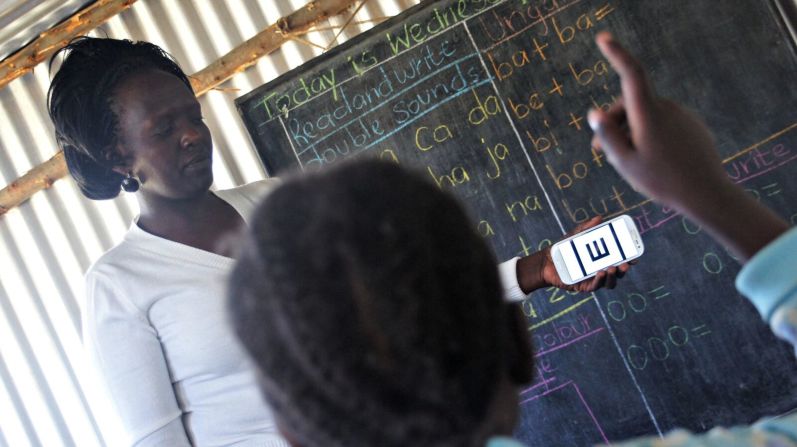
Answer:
605 419 797 447
736 227 797 322
602 228 797 447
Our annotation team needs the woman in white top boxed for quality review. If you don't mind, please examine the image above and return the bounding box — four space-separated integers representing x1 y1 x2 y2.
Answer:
47 37 628 446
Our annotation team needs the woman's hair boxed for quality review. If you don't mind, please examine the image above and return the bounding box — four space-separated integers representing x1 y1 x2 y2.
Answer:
229 159 511 447
47 37 192 200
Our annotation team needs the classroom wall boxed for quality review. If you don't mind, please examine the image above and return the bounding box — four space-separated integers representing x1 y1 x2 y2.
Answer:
0 1 419 445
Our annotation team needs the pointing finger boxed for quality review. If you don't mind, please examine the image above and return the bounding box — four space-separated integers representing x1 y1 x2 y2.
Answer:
595 32 655 127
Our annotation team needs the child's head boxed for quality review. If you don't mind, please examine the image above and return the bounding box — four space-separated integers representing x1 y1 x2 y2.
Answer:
229 159 533 446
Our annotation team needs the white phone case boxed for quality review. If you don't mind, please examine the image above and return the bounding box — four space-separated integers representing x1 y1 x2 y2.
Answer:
551 215 644 285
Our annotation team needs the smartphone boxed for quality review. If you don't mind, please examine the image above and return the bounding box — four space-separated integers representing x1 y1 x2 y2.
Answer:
551 215 644 285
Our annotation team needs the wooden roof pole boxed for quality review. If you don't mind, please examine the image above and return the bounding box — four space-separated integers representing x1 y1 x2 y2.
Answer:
190 0 359 95
0 0 139 91
0 0 359 217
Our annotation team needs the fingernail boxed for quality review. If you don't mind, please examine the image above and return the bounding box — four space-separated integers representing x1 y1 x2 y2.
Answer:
587 110 600 131
601 32 619 48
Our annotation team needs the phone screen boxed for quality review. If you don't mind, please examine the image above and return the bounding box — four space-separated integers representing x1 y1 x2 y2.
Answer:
560 219 640 282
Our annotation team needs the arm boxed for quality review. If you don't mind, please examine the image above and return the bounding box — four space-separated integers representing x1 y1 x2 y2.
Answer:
589 32 797 447
590 31 797 323
501 217 631 301
84 270 191 446
587 32 789 262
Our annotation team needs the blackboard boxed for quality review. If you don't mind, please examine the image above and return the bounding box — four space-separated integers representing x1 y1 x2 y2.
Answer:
235 0 797 444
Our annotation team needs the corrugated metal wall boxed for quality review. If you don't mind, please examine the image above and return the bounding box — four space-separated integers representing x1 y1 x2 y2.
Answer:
0 0 94 61
0 1 419 445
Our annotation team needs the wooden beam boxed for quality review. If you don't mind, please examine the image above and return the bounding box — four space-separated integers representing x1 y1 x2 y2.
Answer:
0 0 359 216
0 0 139 91
191 0 358 95
0 152 68 215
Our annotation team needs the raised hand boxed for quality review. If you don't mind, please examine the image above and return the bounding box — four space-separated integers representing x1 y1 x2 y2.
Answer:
588 32 788 261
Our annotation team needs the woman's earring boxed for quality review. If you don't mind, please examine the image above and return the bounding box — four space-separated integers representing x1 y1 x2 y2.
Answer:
121 173 140 193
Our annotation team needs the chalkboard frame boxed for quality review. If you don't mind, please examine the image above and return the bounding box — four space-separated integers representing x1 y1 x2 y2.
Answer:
235 1 797 444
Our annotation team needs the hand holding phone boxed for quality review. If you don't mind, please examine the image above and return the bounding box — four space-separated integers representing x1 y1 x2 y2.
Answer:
551 215 644 285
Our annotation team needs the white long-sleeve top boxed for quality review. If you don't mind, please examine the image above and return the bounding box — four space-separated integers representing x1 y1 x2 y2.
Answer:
84 180 289 447
83 180 527 446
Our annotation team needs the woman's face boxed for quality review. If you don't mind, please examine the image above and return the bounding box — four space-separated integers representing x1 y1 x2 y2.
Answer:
111 69 213 200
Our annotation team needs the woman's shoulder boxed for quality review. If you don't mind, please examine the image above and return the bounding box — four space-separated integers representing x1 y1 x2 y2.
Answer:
83 243 146 319
83 229 162 304
215 178 280 202
85 235 137 280
214 178 281 220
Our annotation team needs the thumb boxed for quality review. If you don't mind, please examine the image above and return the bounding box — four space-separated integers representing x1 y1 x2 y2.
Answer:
572 215 602 235
588 108 633 164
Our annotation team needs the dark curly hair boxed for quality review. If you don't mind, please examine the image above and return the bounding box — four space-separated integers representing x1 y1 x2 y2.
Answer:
47 37 193 200
229 159 518 446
